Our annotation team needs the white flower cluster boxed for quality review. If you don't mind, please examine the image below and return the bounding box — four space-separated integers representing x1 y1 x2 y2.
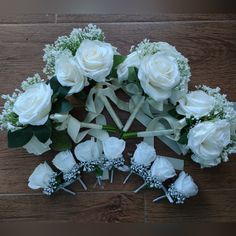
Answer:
197 85 236 121
175 85 236 168
0 74 51 132
21 73 44 91
0 90 22 131
43 24 105 77
118 39 190 102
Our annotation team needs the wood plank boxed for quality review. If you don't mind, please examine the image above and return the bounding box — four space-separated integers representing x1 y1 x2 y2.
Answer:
0 192 144 222
0 21 235 101
145 189 236 222
0 14 55 24
57 13 236 23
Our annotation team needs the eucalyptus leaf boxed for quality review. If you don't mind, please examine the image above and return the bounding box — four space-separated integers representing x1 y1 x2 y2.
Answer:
8 126 33 148
50 129 73 151
128 67 138 83
51 99 73 114
32 125 52 143
178 133 188 145
49 76 70 99
109 55 126 78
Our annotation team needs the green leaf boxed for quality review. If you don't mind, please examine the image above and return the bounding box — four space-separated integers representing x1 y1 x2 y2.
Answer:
109 55 126 78
95 166 103 177
128 67 138 82
51 99 73 114
168 108 185 120
50 130 72 152
113 55 126 68
178 133 188 145
49 76 70 99
32 124 52 143
8 126 33 148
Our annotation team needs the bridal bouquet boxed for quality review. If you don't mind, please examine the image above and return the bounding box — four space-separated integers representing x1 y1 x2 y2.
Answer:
1 24 236 205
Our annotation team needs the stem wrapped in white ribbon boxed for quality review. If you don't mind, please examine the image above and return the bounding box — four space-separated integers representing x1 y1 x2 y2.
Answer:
123 96 145 132
122 129 174 139
99 95 123 130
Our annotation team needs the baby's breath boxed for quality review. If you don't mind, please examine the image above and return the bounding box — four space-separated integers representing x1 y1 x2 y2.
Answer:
0 74 44 132
43 24 105 77
21 73 44 91
196 85 236 122
0 91 22 131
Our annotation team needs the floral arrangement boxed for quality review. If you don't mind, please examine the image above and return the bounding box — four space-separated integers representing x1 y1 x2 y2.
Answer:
1 24 236 205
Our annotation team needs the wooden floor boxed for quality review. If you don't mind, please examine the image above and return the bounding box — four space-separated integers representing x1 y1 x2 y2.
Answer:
0 14 236 223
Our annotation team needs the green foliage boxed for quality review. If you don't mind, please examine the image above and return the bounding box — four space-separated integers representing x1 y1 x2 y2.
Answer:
49 76 70 100
8 121 52 148
168 108 185 120
128 67 138 83
51 99 73 114
95 166 103 177
50 129 73 151
109 55 126 78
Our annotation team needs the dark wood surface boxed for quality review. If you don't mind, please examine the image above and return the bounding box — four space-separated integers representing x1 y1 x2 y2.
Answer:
0 14 236 223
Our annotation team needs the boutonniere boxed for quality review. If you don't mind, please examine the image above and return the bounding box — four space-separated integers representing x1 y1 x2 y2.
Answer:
52 150 87 190
133 157 176 196
123 142 156 184
74 139 104 187
28 162 76 196
101 137 129 183
153 171 198 204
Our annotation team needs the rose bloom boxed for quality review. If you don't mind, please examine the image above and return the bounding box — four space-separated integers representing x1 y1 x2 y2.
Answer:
75 39 114 82
28 162 55 190
117 51 140 81
188 120 231 168
138 53 180 102
13 83 53 126
55 54 87 94
176 90 215 118
173 171 198 198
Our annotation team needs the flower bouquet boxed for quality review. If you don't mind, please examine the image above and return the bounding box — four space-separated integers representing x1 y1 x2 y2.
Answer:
1 24 236 206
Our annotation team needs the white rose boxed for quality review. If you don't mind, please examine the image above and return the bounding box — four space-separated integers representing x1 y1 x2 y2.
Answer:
133 142 156 166
176 90 215 118
74 140 100 162
173 171 198 198
188 120 231 168
138 53 180 101
55 54 88 94
52 150 77 173
23 136 52 155
13 83 53 126
150 157 176 182
28 162 55 189
102 137 126 160
117 52 140 81
75 39 114 82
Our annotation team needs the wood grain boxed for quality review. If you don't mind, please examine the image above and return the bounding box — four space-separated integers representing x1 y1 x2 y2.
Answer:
0 14 236 223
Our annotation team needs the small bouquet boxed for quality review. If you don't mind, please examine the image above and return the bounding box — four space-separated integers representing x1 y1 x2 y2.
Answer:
102 137 129 183
170 86 236 168
123 142 156 184
153 171 198 204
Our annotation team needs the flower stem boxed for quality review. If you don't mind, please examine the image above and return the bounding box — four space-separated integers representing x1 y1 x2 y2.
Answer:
77 176 88 191
80 122 117 133
100 95 123 130
61 187 76 196
123 171 133 184
123 96 145 132
153 195 167 202
133 182 147 193
122 129 174 139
